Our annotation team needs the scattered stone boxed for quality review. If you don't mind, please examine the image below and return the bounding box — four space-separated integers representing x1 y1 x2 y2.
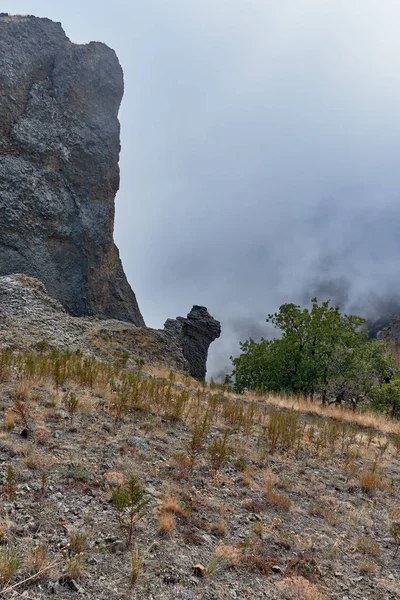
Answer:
271 565 282 574
124 437 150 451
109 540 125 554
192 564 206 578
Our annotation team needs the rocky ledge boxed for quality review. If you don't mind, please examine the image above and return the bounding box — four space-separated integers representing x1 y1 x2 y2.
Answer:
0 275 220 379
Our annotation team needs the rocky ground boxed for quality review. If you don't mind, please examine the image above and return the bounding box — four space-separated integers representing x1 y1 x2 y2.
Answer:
0 349 399 599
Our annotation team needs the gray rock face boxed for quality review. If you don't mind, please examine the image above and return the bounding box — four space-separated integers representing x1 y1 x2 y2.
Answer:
164 306 221 380
0 274 187 371
0 14 144 326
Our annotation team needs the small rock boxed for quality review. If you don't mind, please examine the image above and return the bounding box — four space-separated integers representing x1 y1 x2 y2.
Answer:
271 565 282 574
110 540 125 554
192 564 206 578
124 436 150 451
59 576 84 593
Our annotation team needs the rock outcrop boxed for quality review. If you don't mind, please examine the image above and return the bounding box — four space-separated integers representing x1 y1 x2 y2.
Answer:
164 306 221 380
0 274 187 371
0 14 144 325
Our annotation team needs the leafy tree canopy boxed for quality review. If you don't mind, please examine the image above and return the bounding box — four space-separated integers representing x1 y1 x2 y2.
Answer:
229 299 393 407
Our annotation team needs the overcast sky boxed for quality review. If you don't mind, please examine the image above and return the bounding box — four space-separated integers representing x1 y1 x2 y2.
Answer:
5 1 400 377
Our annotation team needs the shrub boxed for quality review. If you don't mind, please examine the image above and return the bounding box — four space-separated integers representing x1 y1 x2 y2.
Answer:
112 477 150 545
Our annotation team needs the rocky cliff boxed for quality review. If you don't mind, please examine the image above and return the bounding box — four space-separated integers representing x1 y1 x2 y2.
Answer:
0 14 144 325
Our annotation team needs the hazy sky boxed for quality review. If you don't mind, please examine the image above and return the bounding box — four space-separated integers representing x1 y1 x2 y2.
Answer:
6 1 400 376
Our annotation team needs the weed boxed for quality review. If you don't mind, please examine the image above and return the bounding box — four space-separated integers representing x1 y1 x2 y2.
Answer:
208 431 231 470
356 536 380 557
40 471 47 497
242 467 252 487
0 546 20 585
210 506 227 537
26 543 49 574
206 553 226 576
359 559 376 576
172 452 194 480
12 398 30 429
63 392 79 422
392 433 400 455
264 409 300 454
69 531 87 555
264 472 291 511
66 554 86 580
187 411 211 456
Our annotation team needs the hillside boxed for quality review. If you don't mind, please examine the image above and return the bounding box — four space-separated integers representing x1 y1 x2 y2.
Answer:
0 347 399 599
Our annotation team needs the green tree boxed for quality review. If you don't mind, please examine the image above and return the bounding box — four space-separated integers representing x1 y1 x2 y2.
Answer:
230 299 390 407
371 375 400 418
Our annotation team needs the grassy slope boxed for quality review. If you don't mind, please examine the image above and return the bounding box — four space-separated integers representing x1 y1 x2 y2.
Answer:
0 350 399 599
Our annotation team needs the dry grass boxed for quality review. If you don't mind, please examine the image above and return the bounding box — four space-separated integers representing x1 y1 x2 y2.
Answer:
242 467 252 487
359 468 383 495
215 542 242 567
162 495 185 516
4 410 16 431
277 576 325 600
66 554 86 580
244 391 400 435
159 511 175 535
356 536 380 557
26 543 49 574
210 506 227 537
359 558 376 575
264 471 291 512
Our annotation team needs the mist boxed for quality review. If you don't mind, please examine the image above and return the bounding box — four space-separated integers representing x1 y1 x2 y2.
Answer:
6 0 400 378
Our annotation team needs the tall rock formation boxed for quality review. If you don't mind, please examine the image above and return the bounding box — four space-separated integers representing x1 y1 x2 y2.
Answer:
0 14 144 325
164 306 221 380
